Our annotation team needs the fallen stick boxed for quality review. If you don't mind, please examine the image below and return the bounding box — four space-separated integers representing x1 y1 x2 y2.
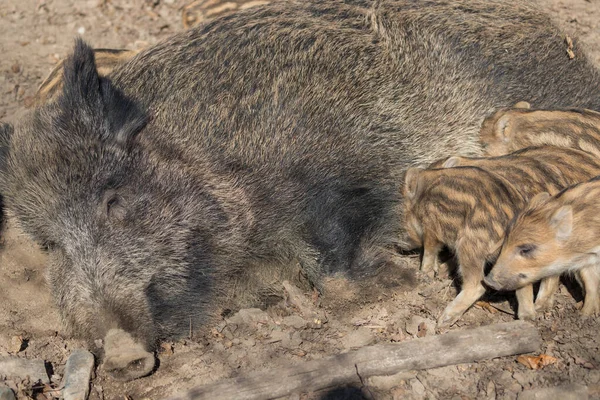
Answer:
167 320 541 400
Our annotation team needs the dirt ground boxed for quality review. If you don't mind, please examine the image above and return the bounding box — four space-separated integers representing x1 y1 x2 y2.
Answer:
1 1 600 399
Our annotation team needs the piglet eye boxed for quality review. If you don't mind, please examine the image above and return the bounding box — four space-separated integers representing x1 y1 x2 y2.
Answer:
517 244 536 258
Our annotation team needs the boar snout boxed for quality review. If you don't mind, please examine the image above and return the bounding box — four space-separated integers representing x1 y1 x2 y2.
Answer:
102 328 156 381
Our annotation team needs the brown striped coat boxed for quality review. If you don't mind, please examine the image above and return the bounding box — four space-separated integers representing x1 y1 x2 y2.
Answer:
404 166 529 326
480 106 600 158
486 177 600 317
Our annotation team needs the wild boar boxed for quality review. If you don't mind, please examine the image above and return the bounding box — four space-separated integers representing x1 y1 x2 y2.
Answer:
485 182 600 317
2 0 600 380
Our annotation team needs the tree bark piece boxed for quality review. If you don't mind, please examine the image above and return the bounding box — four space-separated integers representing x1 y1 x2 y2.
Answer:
168 320 541 400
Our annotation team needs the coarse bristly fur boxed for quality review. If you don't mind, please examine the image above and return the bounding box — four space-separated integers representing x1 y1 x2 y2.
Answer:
2 0 600 380
486 177 600 317
420 145 600 325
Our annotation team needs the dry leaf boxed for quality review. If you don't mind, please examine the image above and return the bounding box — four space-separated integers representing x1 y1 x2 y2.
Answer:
417 322 427 338
159 342 174 356
517 354 557 370
566 35 575 59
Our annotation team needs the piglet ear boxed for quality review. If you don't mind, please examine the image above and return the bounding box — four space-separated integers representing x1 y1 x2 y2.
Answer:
404 167 425 199
58 38 147 147
442 156 460 168
512 101 531 109
550 205 573 241
529 192 551 208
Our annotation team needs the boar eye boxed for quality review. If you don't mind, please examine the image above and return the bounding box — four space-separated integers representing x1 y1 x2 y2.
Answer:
517 244 536 258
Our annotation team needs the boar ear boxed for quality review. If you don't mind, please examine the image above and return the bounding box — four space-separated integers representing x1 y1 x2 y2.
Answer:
529 192 551 208
486 237 504 263
550 205 573 241
59 38 147 147
442 156 460 168
404 167 425 199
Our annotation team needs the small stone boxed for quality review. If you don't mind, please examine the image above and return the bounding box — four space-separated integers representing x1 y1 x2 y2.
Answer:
410 378 426 396
282 315 307 330
589 370 600 384
518 384 588 400
513 371 532 388
341 327 374 349
267 330 287 344
0 388 16 400
368 371 417 390
10 64 20 73
62 349 95 400
226 308 271 327
9 336 24 354
509 382 523 394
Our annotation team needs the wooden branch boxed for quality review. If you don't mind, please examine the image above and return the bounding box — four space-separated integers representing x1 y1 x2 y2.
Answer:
167 320 541 400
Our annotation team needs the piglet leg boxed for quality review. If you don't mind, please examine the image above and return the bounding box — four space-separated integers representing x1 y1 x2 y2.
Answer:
579 265 600 317
515 284 535 320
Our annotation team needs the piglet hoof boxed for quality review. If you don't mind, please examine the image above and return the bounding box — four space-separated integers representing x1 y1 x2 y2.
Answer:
102 329 155 381
580 302 600 318
436 312 458 330
517 309 536 321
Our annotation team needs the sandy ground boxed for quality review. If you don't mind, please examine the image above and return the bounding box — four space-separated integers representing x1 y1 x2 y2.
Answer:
1 1 600 399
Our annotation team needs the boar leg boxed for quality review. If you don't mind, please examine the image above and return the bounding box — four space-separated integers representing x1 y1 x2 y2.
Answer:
515 284 535 320
534 276 560 310
579 266 600 317
421 234 443 276
437 252 486 328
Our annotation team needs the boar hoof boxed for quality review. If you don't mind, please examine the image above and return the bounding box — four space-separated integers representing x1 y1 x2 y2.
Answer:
102 329 155 381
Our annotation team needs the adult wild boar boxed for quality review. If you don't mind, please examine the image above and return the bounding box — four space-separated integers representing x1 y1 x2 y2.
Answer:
1 0 600 381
